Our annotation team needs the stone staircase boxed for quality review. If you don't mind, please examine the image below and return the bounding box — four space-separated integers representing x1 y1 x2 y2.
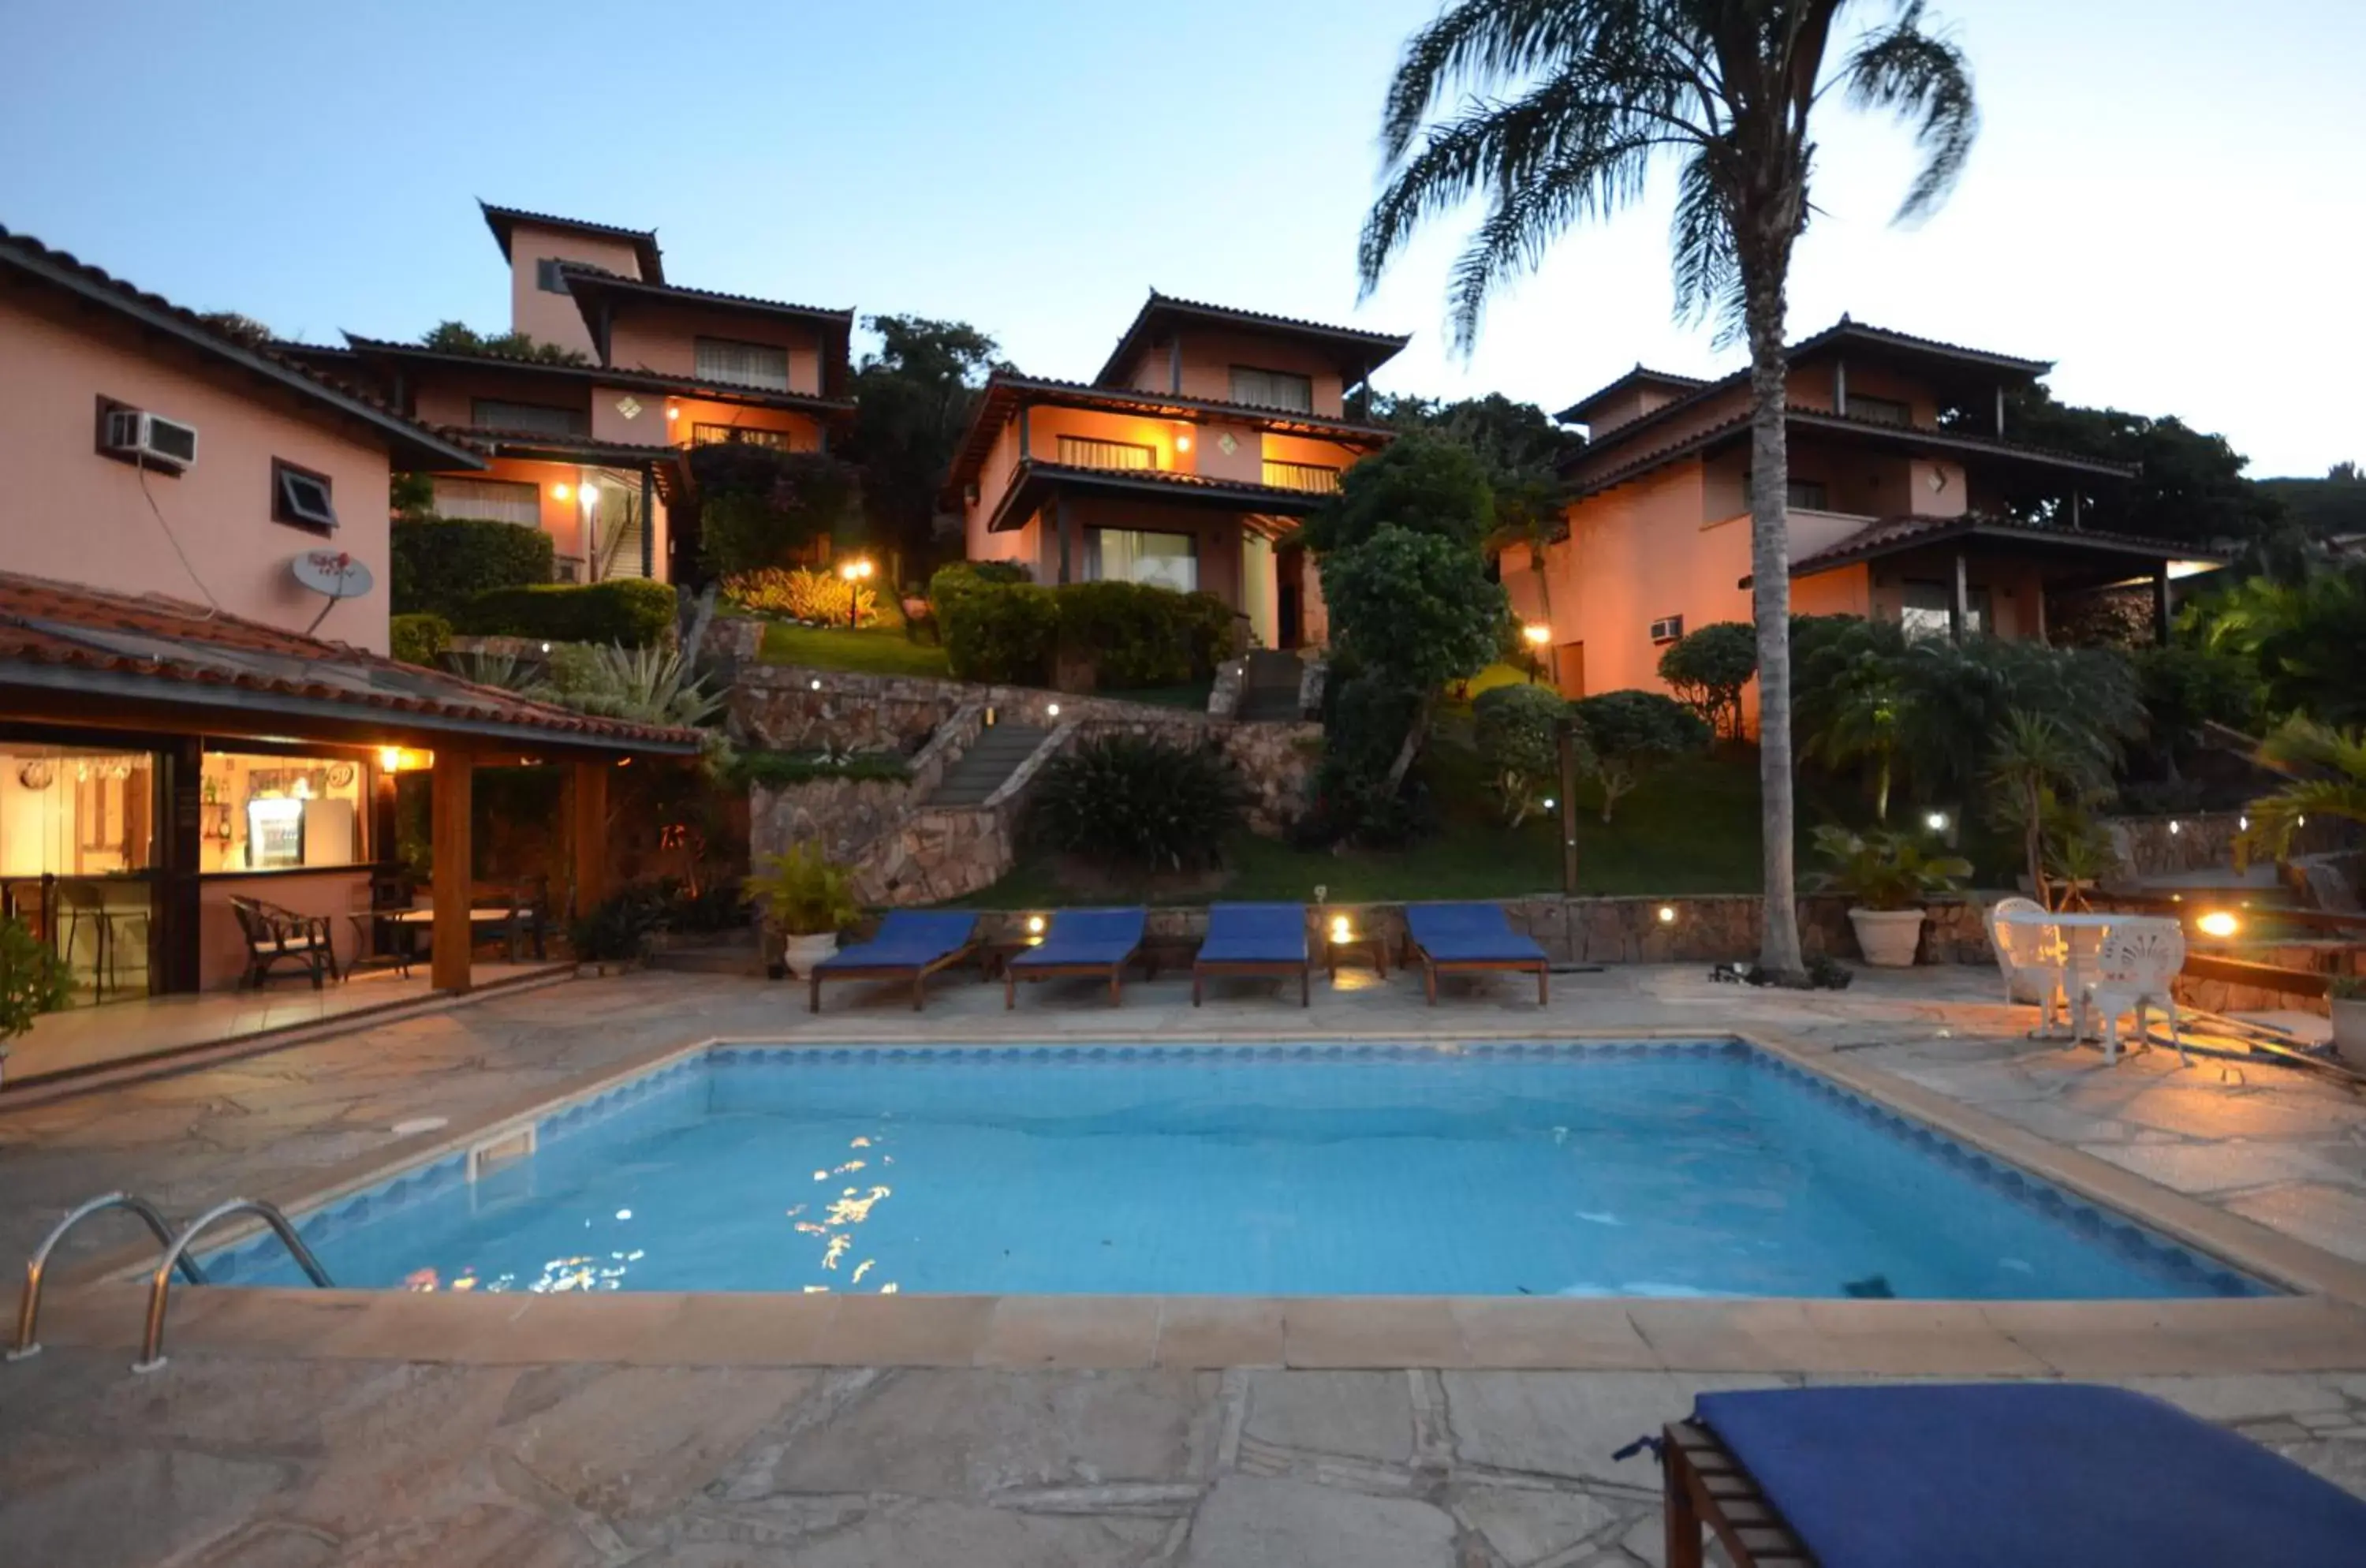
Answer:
1233 651 1306 722
926 723 1051 807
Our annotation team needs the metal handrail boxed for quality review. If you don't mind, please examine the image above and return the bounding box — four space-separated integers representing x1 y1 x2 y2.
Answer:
133 1199 332 1374
9 1191 203 1363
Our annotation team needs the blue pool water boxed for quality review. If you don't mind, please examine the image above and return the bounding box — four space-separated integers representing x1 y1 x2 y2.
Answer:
213 1042 2263 1299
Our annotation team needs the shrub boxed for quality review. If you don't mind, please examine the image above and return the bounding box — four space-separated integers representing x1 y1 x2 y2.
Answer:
694 450 860 577
0 914 72 1072
455 580 677 648
723 566 880 627
1297 675 1437 848
1472 683 1580 826
942 581 1060 683
927 560 1029 618
537 642 724 727
1657 621 1758 740
1298 433 1494 554
1811 827 1972 912
745 840 860 937
1054 580 1233 689
389 612 453 667
1029 734 1245 871
566 887 662 965
1569 689 1711 821
390 517 554 615
1319 524 1506 798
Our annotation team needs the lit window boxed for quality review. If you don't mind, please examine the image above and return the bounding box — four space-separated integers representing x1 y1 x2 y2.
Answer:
695 337 792 392
1056 435 1155 472
692 423 793 450
431 478 540 527
271 461 338 532
1900 581 1992 639
1088 528 1197 592
1229 366 1314 413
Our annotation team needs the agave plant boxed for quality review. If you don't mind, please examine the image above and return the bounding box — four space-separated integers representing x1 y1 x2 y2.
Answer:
539 643 726 729
2237 718 2366 868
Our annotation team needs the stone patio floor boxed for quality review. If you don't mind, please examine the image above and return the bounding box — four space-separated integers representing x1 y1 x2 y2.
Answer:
4 963 2365 1565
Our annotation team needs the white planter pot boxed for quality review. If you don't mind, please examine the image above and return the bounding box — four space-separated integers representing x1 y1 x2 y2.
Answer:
2331 998 2366 1068
782 931 840 979
1849 907 1928 969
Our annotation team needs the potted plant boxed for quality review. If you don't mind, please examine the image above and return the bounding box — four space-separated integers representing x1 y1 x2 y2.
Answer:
2330 975 2366 1068
747 840 859 977
1812 826 1974 969
0 914 73 1088
566 888 659 976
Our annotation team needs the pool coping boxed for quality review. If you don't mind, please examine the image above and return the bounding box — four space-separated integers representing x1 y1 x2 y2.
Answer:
35 1024 2366 1375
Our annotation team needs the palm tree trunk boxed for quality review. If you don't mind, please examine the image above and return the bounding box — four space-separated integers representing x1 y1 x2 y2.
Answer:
1743 268 1804 977
1874 754 1890 823
1383 690 1434 798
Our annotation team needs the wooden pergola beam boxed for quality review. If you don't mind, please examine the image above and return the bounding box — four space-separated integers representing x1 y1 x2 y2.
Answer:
431 750 474 993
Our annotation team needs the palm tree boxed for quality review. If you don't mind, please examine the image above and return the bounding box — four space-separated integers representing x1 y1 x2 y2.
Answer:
1360 1 1976 976
1984 708 2114 911
2237 718 2366 868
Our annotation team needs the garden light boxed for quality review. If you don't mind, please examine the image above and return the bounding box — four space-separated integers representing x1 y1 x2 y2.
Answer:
1175 432 1192 453
1522 623 1551 647
378 747 402 773
1026 914 1046 935
1657 905 1677 924
1924 811 1949 833
1543 797 1557 811
2197 911 2240 939
1047 703 1061 718
809 678 822 692
1329 915 1353 944
2168 820 2181 836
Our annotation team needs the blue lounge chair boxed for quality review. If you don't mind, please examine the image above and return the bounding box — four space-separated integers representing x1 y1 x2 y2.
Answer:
1004 908 1145 1009
1403 902 1548 1006
808 911 980 1013
1192 902 1310 1007
1657 1383 2366 1567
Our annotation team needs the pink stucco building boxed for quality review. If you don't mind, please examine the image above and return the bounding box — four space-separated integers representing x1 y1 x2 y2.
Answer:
946 293 1407 649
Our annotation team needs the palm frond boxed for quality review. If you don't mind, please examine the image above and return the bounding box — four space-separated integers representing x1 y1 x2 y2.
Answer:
1381 0 1641 162
1669 148 1744 339
1840 0 1978 222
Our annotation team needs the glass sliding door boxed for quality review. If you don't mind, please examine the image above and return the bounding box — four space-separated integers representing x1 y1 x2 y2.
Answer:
0 742 163 999
1088 528 1198 592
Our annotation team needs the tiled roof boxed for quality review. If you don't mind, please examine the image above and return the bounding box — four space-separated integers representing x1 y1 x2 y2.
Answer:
1779 513 2220 577
0 571 702 753
1093 290 1411 389
0 226 485 472
1562 404 2137 498
1557 364 1710 420
322 337 856 416
556 263 852 325
479 201 664 283
985 459 1334 533
944 371 1394 491
1554 315 2054 431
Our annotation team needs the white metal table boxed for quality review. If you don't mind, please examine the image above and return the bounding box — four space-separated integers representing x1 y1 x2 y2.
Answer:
1990 909 2123 1047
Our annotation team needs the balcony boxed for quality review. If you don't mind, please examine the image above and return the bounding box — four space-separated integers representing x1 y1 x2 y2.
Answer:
1056 435 1156 473
1262 459 1342 495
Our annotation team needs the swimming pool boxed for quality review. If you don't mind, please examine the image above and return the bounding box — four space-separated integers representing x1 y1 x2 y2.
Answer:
208 1040 2263 1300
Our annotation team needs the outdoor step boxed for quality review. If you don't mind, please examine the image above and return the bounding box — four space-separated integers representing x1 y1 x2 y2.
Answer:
928 725 1049 805
1241 651 1302 690
1236 690 1303 721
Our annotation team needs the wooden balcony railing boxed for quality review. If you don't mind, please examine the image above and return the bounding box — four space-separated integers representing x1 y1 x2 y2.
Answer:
1261 460 1343 495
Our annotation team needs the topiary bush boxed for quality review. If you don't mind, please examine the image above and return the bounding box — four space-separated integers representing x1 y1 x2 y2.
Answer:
1472 682 1579 826
1569 689 1711 821
941 580 1061 682
454 579 677 648
1028 734 1245 872
927 560 1030 619
722 566 880 627
389 612 453 667
390 517 555 616
1657 621 1759 740
1054 581 1235 688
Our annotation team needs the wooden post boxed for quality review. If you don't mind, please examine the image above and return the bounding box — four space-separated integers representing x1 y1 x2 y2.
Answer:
1557 718 1581 895
431 750 473 994
1950 548 1970 644
2152 561 2173 645
573 759 610 919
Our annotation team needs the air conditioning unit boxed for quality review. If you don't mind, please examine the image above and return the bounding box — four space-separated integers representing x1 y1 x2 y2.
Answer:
1648 614 1685 644
103 409 200 470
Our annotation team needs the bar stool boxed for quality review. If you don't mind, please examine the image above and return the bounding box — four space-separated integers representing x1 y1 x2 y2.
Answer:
55 880 145 1001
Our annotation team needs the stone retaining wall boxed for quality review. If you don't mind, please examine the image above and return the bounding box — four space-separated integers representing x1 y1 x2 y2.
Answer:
751 703 986 866
2107 811 2355 879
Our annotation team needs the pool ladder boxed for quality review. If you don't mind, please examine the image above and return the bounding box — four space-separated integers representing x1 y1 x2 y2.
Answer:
8 1191 334 1372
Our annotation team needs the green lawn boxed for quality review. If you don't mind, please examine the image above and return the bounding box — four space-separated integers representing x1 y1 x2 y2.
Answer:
756 621 950 679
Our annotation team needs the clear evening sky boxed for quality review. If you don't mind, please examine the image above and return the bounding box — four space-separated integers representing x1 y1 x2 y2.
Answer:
3 1 2357 476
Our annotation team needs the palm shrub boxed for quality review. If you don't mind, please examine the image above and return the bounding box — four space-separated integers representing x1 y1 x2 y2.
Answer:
1029 734 1245 872
745 841 860 937
1984 708 2121 910
1657 622 1758 741
2236 718 2366 868
1793 615 1909 819
0 914 71 1081
1472 683 1577 827
1811 827 1972 912
1569 689 1710 823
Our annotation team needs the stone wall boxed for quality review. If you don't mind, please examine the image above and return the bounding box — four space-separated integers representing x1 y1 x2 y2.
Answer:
2106 811 2355 879
751 703 984 866
851 722 1073 905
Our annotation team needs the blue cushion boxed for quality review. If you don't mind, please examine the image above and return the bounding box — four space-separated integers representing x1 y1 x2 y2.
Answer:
1694 1383 2366 1568
816 911 977 971
1010 907 1146 969
1199 903 1308 963
1405 902 1546 963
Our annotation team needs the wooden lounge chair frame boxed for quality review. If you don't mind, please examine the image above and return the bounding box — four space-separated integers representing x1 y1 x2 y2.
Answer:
1191 954 1311 1007
1005 946 1137 1008
1406 934 1548 1006
1659 1418 1810 1567
809 938 983 1013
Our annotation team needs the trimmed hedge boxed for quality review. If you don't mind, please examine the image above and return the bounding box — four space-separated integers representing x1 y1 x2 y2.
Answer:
389 612 453 666
453 580 677 648
939 574 1237 688
390 517 554 616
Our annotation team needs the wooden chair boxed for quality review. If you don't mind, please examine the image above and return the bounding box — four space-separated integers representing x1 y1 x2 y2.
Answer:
229 894 334 990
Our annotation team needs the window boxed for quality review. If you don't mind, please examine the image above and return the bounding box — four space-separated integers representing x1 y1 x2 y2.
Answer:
1742 473 1830 511
470 398 588 436
431 478 540 527
1262 459 1342 494
271 460 338 532
1229 366 1313 413
1648 614 1685 644
692 423 792 450
197 751 370 873
0 745 159 876
1088 528 1197 592
1056 435 1155 472
535 257 571 294
1850 394 1912 427
1900 580 1991 640
695 337 791 392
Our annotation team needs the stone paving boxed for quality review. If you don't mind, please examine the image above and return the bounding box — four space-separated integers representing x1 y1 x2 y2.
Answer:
4 965 2366 1563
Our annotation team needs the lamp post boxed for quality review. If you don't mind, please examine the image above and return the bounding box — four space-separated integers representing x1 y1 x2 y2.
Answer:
1521 622 1552 685
838 557 875 629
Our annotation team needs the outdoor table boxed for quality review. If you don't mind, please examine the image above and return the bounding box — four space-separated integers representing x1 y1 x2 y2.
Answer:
386 905 530 966
1989 908 2131 1046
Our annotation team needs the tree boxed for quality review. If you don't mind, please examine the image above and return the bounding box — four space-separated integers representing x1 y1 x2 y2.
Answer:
2236 718 2366 868
1984 708 2116 911
420 319 588 366
1368 391 1587 480
1474 682 1580 826
2190 565 2366 726
693 448 862 578
1360 0 1977 979
1793 614 1909 819
1657 621 1758 740
1982 385 2282 547
1319 524 1506 794
1299 433 1495 554
846 315 1004 571
1570 689 1710 821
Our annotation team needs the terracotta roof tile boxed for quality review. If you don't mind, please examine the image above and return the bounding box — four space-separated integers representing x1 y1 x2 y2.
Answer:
1093 290 1411 389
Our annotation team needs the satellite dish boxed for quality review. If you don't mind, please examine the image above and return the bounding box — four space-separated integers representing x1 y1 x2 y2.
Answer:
292 550 375 633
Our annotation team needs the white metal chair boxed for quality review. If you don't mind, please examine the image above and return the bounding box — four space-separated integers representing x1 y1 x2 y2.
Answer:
1987 897 2067 1032
2080 917 2187 1066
